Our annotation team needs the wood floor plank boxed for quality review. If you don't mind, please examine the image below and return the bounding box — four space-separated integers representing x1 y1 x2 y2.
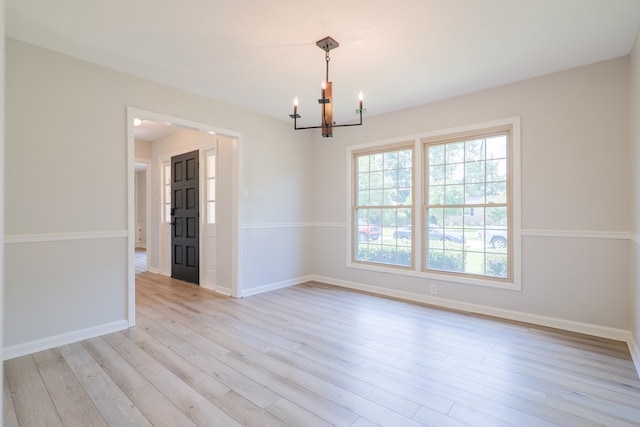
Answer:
124 320 288 427
363 347 617 426
58 342 153 426
266 397 336 427
102 331 242 427
3 368 20 427
199 300 449 424
351 417 385 427
32 348 108 427
477 353 640 409
214 296 431 371
5 272 640 426
448 402 519 427
406 358 608 426
412 405 474 427
158 288 452 425
219 351 362 426
237 290 587 425
5 355 64 426
82 337 198 427
237 347 428 426
545 395 640 427
130 315 282 409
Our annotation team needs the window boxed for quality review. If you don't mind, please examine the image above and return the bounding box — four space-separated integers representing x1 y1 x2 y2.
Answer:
424 126 513 281
352 144 413 268
348 117 520 288
162 160 171 223
205 148 216 224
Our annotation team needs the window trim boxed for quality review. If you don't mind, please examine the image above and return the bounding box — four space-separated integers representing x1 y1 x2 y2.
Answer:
346 116 521 291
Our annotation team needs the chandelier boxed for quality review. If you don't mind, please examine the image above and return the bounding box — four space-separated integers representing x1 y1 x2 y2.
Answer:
289 36 365 138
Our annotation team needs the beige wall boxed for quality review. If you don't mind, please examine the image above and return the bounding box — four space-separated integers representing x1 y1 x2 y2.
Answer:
312 56 632 333
135 139 152 160
4 39 314 355
1 0 6 369
631 28 640 362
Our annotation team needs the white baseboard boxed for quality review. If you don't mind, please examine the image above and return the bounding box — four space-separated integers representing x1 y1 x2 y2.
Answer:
310 275 632 343
629 334 640 380
242 275 314 297
3 320 129 361
214 287 232 297
147 266 160 274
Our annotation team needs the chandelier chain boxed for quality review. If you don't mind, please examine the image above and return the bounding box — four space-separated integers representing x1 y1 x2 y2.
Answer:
325 51 330 83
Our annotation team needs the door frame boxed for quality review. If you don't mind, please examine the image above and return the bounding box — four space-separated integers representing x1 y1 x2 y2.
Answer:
126 107 243 327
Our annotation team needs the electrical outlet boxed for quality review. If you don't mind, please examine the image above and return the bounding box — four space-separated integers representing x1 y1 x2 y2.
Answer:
430 284 437 295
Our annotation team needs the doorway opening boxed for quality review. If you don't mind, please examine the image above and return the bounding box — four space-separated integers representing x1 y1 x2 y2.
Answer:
126 107 242 327
134 160 150 274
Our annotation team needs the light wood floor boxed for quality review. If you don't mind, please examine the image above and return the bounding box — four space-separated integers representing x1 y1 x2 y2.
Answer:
135 248 147 275
4 273 640 426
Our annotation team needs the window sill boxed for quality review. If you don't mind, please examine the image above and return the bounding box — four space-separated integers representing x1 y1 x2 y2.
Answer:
347 260 522 291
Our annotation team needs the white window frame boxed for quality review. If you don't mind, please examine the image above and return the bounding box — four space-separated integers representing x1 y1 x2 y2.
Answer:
347 116 521 290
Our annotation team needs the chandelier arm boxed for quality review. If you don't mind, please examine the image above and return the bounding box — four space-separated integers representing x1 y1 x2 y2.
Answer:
293 124 325 130
332 114 363 128
332 123 363 128
296 112 362 131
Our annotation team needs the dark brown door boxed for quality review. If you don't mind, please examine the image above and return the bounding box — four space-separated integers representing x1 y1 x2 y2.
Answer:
171 150 199 284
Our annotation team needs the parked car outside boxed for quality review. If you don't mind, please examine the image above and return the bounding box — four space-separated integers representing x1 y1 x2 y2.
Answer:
429 227 465 243
393 226 412 240
393 226 465 243
479 229 507 249
358 223 381 241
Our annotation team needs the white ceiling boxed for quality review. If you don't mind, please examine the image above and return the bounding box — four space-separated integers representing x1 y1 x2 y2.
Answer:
133 120 181 142
7 0 640 126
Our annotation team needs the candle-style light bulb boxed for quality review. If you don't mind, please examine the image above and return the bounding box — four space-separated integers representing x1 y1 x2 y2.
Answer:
358 91 364 110
293 96 298 107
321 81 327 90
